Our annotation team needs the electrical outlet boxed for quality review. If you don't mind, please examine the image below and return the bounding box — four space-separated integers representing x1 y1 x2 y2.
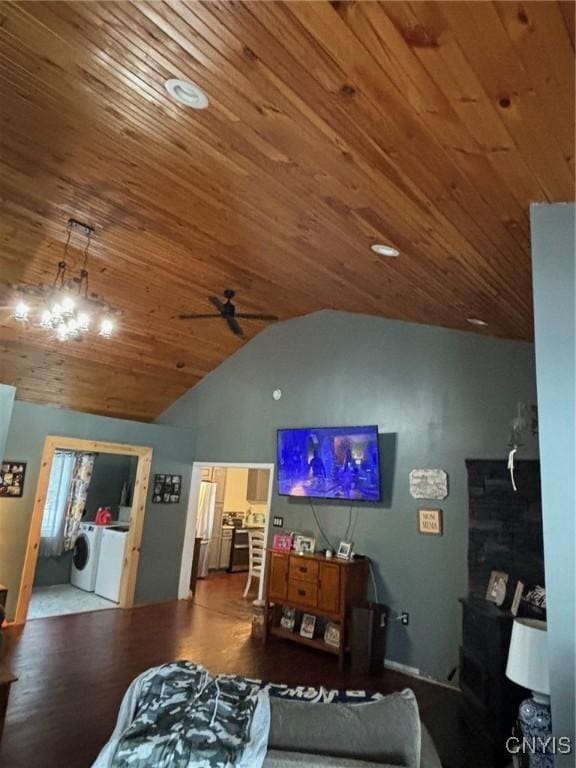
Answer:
273 516 284 527
401 612 410 626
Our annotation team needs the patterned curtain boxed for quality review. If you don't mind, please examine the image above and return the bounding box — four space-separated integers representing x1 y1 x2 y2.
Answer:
39 450 76 557
63 452 96 551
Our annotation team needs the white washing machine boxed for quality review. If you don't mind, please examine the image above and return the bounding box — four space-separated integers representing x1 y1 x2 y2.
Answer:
95 526 130 603
71 522 106 592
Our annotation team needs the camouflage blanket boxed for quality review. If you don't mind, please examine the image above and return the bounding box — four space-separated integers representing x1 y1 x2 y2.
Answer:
92 661 270 768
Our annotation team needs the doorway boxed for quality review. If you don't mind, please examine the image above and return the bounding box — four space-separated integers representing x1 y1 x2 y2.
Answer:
15 436 153 624
178 462 274 613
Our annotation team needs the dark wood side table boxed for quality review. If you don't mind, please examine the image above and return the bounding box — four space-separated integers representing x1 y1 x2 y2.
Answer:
264 549 369 669
0 663 17 743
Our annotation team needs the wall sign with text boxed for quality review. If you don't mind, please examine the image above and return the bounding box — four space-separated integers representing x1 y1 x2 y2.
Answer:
417 508 443 536
409 469 448 500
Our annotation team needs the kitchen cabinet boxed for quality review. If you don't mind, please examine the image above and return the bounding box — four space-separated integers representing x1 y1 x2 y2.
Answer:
247 469 269 503
212 468 227 503
220 527 233 569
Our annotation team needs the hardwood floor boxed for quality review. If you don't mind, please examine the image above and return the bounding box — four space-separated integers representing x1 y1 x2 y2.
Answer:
0 573 488 768
193 570 255 622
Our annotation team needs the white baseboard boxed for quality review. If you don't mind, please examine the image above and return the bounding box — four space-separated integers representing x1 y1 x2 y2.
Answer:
384 659 460 692
384 659 421 677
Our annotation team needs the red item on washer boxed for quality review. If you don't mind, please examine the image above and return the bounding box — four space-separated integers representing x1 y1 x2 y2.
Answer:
94 507 112 525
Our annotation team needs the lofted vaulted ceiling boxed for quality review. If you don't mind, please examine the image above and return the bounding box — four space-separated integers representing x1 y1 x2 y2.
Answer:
0 1 574 421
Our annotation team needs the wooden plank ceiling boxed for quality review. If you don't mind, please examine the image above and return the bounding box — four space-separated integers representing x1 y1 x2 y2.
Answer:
0 1 574 421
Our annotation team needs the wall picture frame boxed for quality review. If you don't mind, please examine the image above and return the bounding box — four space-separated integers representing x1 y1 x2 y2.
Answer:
0 461 27 498
152 473 181 504
417 508 443 536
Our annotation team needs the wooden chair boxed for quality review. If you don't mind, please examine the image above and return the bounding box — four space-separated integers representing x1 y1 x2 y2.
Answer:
243 530 265 597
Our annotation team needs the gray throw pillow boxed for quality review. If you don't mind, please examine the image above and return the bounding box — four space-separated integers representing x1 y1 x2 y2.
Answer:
268 688 421 768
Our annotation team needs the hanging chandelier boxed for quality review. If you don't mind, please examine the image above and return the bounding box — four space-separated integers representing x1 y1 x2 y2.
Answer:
13 219 119 341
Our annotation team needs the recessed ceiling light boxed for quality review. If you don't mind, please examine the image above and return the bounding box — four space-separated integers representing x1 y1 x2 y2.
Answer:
466 317 488 327
164 79 209 109
371 243 400 258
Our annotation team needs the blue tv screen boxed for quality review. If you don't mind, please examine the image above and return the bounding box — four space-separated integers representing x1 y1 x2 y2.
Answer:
277 426 381 501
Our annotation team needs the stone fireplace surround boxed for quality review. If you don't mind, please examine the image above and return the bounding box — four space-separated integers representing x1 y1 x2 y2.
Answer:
460 459 543 767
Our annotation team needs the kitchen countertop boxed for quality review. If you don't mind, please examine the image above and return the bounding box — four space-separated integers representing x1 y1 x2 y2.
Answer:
221 523 264 530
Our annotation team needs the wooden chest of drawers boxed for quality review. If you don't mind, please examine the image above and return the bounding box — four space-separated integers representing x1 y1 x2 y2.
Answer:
264 550 369 668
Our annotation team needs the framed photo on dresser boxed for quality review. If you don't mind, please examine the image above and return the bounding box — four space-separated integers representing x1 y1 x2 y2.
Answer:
485 570 509 607
335 540 353 560
280 607 297 632
300 613 317 639
510 581 524 616
324 622 341 648
272 533 293 552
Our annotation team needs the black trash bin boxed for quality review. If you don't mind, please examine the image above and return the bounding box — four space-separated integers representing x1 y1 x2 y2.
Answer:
350 602 388 675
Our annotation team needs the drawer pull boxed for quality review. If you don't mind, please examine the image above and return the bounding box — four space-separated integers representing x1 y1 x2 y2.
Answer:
298 589 306 597
299 566 307 573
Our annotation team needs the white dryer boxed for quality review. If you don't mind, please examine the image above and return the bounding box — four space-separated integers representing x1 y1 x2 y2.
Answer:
95 526 130 603
71 522 105 592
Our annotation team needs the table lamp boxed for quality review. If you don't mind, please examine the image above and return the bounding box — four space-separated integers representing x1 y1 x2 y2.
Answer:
506 618 551 768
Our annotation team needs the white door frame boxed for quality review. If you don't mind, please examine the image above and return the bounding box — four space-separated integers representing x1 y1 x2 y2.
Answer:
178 461 275 602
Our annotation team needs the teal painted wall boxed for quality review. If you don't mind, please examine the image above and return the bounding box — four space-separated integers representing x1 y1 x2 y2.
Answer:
158 311 538 681
84 453 137 520
34 452 137 588
531 202 575 760
0 384 16 464
0 402 195 619
33 552 73 588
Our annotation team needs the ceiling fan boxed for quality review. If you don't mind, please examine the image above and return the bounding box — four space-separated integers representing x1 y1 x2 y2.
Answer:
179 289 278 337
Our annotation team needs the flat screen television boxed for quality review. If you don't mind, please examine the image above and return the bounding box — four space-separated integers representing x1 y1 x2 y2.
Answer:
277 425 381 501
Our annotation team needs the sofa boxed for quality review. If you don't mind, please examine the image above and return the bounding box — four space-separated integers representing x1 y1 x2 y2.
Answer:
95 665 443 768
264 689 442 768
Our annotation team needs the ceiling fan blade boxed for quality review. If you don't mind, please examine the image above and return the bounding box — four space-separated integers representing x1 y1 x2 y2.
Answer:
225 316 244 337
235 313 279 321
209 296 225 312
178 313 221 319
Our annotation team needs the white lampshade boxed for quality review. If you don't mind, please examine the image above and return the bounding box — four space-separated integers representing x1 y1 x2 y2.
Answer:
506 618 549 695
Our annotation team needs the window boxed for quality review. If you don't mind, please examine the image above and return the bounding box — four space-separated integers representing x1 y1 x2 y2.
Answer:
40 451 75 557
